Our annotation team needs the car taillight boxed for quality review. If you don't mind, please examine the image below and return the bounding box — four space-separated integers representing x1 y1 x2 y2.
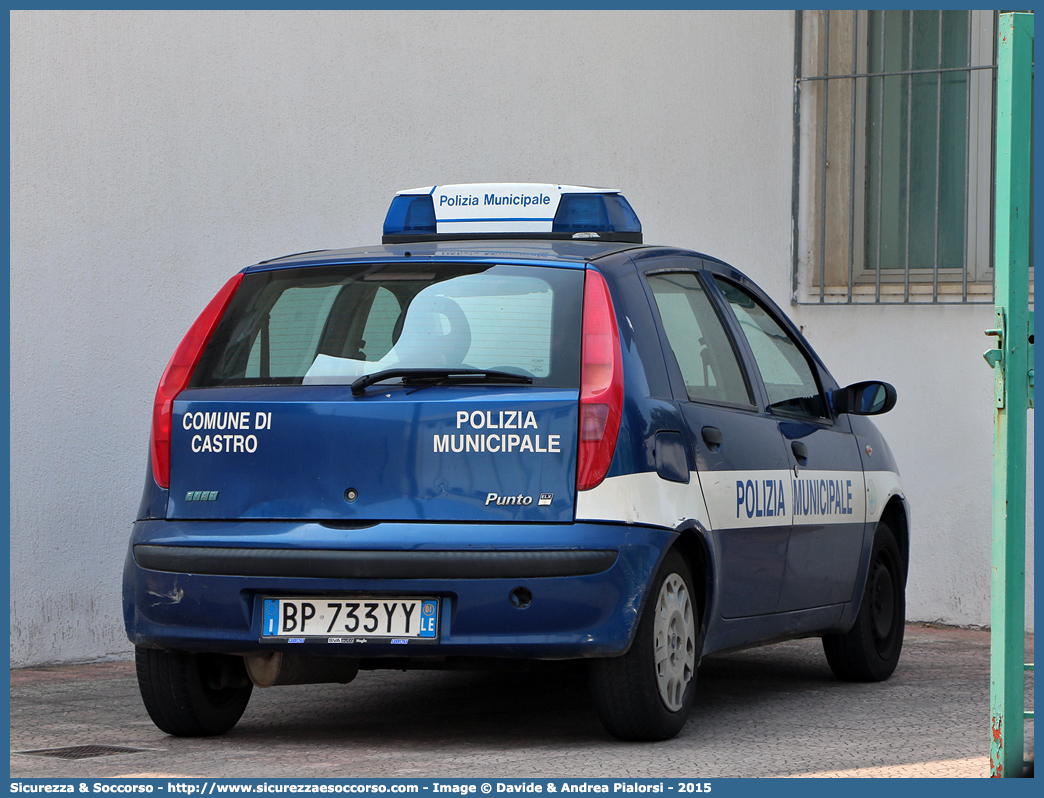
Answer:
150 273 243 488
577 268 623 491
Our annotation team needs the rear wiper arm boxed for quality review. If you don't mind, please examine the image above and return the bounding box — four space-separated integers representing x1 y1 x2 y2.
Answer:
351 368 532 396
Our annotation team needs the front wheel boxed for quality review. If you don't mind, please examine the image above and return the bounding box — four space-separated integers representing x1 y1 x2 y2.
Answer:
823 523 905 681
590 549 701 741
136 646 253 736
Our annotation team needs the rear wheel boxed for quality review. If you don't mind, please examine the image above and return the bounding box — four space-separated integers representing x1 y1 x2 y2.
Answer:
136 646 253 736
590 549 700 741
823 523 905 681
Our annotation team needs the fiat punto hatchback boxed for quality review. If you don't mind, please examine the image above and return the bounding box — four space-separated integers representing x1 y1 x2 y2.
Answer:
125 183 908 741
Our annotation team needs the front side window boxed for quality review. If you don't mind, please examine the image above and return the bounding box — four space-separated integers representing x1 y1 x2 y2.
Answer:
715 278 827 419
191 263 583 388
647 272 752 407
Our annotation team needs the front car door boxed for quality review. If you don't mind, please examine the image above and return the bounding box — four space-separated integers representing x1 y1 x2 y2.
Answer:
709 274 867 612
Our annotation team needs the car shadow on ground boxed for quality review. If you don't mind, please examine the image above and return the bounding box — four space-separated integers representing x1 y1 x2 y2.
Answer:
226 661 607 744
213 642 842 746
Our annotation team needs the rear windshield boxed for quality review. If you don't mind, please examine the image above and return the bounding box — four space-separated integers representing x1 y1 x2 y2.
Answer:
190 262 584 389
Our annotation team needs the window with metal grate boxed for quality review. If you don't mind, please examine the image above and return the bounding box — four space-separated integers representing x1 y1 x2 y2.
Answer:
791 10 1028 305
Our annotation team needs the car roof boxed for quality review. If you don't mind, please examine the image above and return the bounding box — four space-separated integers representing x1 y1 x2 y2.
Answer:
247 239 651 272
246 240 743 273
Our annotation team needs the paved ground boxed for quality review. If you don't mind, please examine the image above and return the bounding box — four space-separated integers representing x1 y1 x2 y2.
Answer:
10 625 1033 779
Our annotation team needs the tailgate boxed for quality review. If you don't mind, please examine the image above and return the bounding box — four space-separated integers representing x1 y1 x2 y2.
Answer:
168 385 578 522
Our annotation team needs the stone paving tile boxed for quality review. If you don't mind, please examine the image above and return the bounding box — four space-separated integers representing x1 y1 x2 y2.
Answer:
9 625 1033 779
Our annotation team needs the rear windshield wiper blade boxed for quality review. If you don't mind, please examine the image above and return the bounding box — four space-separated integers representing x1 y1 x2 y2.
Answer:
351 368 533 396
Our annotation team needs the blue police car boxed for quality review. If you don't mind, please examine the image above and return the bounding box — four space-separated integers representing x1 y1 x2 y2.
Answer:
125 183 908 741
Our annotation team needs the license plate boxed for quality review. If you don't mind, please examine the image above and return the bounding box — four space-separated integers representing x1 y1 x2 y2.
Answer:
261 597 439 642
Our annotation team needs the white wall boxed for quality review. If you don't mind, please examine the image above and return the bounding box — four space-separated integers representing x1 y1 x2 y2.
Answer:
791 305 1033 630
10 10 1030 667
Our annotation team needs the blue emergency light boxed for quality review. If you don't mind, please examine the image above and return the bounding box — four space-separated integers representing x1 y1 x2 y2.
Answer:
382 183 642 244
383 195 437 236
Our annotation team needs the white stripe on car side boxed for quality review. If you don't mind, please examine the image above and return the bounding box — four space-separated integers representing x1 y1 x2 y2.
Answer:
862 469 906 524
575 471 712 530
700 469 865 530
576 469 903 530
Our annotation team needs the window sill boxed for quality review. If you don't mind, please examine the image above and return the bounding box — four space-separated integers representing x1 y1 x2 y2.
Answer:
797 280 1032 305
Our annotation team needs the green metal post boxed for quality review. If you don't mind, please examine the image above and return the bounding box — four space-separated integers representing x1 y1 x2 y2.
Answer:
987 11 1033 780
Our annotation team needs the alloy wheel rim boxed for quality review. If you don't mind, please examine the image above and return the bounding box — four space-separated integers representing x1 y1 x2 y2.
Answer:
653 573 696 712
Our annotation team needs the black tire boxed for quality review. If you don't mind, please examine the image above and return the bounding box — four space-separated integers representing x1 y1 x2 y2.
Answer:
823 523 905 681
590 549 701 741
135 646 253 736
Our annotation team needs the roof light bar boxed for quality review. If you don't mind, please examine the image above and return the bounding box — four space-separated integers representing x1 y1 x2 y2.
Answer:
382 183 642 244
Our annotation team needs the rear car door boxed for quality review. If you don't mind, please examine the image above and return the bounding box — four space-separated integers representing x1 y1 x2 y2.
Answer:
638 256 792 618
710 275 866 612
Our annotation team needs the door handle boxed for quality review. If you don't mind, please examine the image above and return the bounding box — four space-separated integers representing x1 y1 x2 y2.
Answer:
701 426 722 452
791 440 809 466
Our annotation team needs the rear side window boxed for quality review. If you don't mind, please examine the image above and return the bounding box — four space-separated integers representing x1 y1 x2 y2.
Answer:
647 272 752 406
190 263 583 388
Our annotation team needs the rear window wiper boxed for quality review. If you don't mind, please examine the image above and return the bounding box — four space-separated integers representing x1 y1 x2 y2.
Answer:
351 368 533 396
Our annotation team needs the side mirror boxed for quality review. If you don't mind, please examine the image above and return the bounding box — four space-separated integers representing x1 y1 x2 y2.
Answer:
830 381 897 416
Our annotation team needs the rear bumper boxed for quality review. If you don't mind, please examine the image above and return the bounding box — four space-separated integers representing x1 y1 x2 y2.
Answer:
123 519 675 659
